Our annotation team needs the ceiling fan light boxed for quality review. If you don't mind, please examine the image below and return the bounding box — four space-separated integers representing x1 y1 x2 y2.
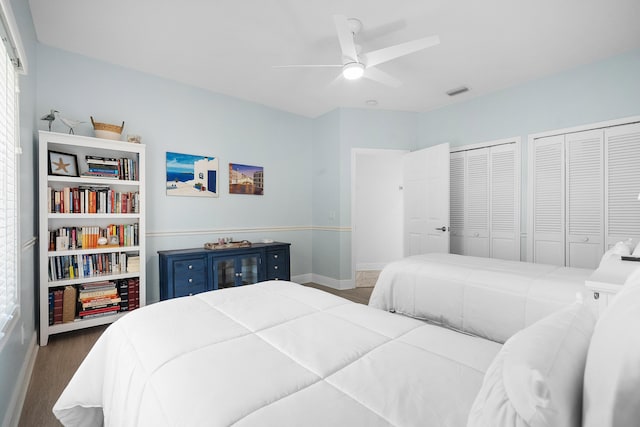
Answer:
343 62 364 80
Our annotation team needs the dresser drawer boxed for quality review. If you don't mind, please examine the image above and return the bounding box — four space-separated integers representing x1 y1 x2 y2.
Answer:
265 249 289 280
174 258 206 276
172 257 208 297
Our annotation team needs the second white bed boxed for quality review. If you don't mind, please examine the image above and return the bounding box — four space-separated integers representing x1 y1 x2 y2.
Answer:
369 253 594 343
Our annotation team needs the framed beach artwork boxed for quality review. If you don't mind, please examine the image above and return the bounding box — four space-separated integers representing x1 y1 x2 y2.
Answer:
229 163 264 195
48 150 79 177
166 151 219 197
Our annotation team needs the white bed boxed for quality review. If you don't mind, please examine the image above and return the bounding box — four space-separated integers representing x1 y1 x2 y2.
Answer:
369 253 594 343
54 254 640 427
53 280 503 427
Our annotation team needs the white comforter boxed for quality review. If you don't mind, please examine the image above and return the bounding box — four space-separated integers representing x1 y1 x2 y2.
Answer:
369 253 593 343
54 281 501 427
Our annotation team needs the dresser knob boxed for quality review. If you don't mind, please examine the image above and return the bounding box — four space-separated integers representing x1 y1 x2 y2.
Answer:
274 254 278 259
274 266 278 270
188 265 193 270
188 278 193 283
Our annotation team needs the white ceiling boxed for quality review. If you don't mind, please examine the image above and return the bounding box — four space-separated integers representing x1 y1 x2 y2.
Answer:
28 0 640 118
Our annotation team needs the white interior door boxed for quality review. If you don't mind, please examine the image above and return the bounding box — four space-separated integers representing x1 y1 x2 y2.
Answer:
566 130 604 268
605 122 640 249
465 148 490 257
352 149 406 274
450 151 466 255
532 135 565 266
403 143 450 256
490 144 520 260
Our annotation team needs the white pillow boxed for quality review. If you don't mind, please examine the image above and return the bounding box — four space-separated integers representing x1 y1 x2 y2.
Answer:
582 268 640 427
467 302 595 427
599 241 631 267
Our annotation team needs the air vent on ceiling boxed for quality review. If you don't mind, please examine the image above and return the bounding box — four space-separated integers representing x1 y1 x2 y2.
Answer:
446 86 470 97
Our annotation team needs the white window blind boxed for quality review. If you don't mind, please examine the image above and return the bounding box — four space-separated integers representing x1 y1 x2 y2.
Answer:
0 30 18 340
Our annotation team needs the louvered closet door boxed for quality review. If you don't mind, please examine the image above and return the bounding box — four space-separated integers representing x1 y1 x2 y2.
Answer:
605 122 640 248
465 148 490 257
532 135 565 266
565 130 604 269
450 151 465 255
490 144 519 260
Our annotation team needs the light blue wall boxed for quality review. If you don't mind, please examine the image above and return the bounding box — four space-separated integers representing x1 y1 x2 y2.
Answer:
417 48 640 149
36 45 314 303
311 108 418 281
311 110 341 279
0 0 38 423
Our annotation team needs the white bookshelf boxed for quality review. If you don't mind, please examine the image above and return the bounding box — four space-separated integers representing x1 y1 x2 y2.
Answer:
38 131 146 345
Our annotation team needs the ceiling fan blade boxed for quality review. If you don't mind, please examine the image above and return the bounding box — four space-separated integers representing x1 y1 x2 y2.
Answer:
364 67 402 87
273 64 342 68
363 35 440 68
333 15 359 61
327 73 344 88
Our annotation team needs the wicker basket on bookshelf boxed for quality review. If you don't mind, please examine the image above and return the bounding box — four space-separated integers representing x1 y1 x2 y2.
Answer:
90 116 125 140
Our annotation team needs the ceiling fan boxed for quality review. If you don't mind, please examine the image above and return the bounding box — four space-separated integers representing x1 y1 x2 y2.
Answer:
274 15 440 87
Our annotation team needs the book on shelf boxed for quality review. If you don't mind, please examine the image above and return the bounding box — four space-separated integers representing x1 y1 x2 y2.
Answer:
52 289 63 325
128 278 140 310
79 288 118 300
127 256 140 273
86 155 119 165
48 292 54 326
81 297 121 310
62 286 77 323
118 279 129 311
79 304 120 319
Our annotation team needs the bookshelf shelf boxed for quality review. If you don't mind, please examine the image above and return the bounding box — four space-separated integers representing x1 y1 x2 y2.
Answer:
47 175 141 187
47 246 142 257
46 272 142 288
48 311 127 334
48 213 141 219
39 131 146 346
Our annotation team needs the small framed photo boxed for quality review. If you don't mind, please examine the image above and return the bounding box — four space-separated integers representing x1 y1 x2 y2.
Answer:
48 150 79 177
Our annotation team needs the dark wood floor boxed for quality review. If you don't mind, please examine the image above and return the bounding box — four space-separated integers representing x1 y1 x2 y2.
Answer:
18 283 373 427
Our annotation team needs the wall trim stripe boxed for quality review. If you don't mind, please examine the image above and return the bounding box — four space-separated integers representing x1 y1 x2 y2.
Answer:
147 225 351 237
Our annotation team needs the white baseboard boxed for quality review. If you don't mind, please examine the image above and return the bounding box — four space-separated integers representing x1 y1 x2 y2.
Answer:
291 273 312 284
2 332 38 427
308 274 354 290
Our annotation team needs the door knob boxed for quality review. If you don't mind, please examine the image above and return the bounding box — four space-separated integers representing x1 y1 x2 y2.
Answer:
434 226 447 232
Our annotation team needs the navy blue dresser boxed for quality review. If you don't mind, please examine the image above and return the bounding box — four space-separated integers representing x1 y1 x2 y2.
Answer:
158 242 291 300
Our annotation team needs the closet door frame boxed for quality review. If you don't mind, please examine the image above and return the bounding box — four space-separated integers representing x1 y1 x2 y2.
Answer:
526 115 640 263
450 137 521 260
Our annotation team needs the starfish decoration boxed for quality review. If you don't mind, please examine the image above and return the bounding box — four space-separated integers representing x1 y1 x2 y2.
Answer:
52 157 70 173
